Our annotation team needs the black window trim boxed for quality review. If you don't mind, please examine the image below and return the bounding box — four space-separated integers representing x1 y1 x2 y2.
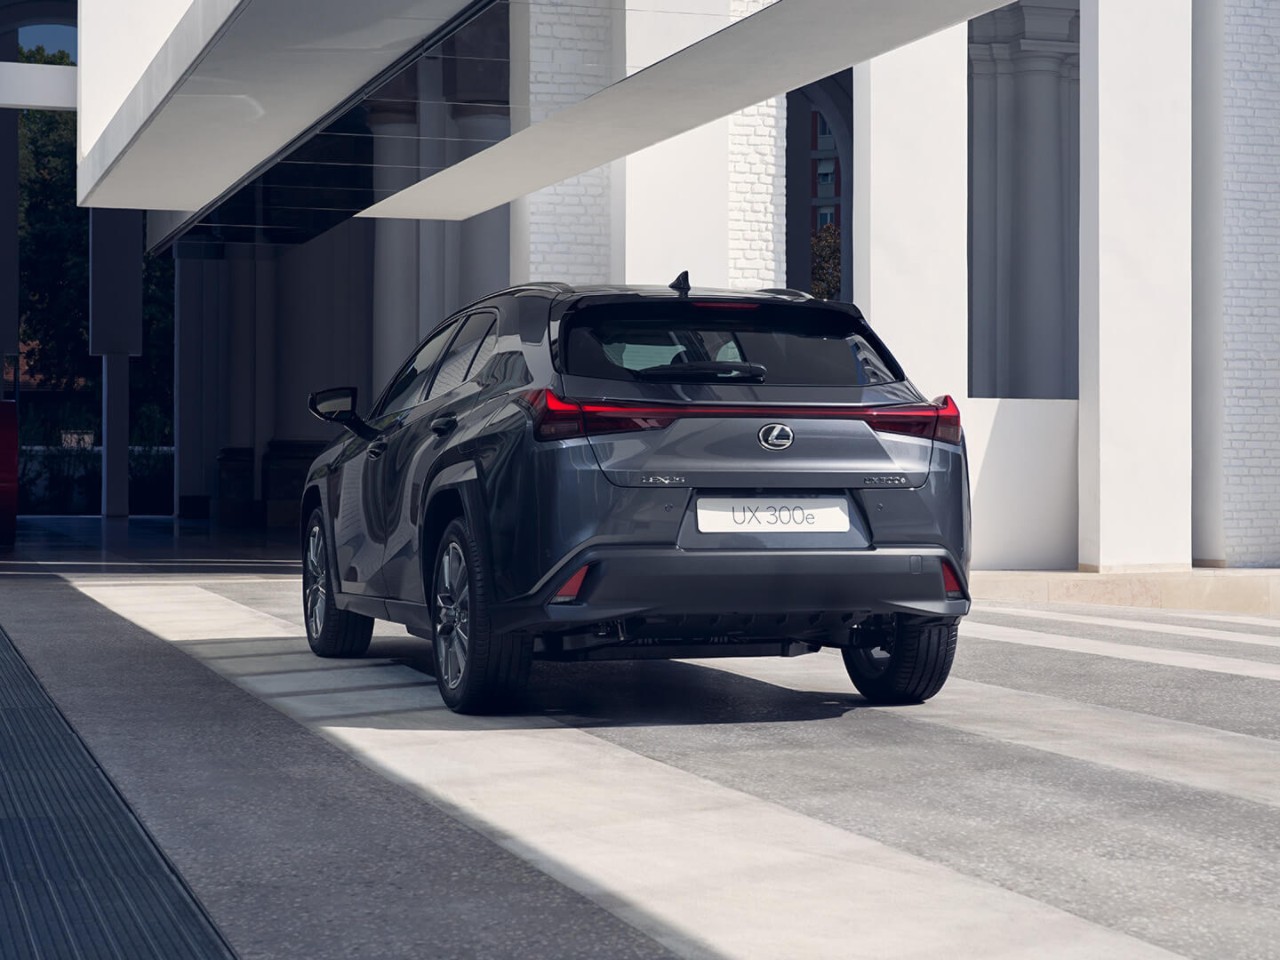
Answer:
370 318 463 420
424 308 500 403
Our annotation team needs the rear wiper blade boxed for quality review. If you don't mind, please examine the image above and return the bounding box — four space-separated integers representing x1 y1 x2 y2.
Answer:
635 361 767 383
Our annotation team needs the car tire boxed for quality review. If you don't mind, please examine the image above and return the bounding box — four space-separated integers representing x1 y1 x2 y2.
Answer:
841 615 958 704
431 517 532 714
303 508 374 658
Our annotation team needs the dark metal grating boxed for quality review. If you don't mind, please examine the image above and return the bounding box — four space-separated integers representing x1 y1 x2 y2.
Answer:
0 625 236 960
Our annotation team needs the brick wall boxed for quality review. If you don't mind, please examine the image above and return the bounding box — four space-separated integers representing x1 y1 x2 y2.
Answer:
524 2 618 285
1221 1 1280 564
728 0 787 289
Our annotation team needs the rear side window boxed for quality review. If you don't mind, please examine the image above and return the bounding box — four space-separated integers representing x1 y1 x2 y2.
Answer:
427 312 496 401
562 302 901 386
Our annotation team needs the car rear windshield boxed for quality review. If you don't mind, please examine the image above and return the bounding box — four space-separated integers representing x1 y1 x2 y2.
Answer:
561 301 903 386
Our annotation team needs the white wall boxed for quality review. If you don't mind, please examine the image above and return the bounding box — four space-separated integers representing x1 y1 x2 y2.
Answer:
77 0 199 159
853 25 1079 571
966 400 1079 569
853 25 970 401
1192 0 1225 566
1217 0 1280 565
624 0 733 287
727 0 787 289
1078 0 1193 571
514 0 623 286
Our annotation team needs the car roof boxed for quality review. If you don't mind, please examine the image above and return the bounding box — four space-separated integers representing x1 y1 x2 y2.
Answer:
556 283 817 304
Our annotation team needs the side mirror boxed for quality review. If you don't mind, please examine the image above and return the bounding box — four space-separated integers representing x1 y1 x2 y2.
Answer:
309 387 375 439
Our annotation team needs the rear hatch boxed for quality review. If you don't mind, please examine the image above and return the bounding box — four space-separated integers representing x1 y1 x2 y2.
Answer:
535 296 959 549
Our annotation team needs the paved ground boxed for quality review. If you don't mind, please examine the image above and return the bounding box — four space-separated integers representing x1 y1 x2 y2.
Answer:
2 518 1278 959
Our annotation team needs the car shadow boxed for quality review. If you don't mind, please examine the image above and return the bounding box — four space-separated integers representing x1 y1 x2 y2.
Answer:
370 634 874 730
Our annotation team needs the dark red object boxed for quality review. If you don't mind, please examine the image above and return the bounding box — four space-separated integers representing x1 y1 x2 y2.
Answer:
0 401 16 545
532 389 964 445
551 564 591 604
941 560 966 600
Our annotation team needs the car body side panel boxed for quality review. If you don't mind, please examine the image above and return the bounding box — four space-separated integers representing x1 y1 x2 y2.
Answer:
379 385 502 605
479 399 690 603
857 439 971 575
326 427 393 598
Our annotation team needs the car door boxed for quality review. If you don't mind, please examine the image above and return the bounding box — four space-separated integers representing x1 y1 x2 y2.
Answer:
331 320 460 598
376 310 500 603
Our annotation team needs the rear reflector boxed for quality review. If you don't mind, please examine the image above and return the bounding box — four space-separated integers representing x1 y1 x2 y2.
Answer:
551 565 590 603
941 561 965 599
531 389 963 444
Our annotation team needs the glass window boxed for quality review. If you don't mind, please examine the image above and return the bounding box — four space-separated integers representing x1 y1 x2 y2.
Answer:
467 324 500 380
563 302 902 387
427 312 496 401
817 206 836 228
817 159 836 185
377 323 457 417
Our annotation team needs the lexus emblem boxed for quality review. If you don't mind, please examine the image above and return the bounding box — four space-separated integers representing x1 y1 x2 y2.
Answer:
758 424 794 451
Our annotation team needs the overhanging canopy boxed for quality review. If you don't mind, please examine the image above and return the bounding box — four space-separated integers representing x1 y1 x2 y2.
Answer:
78 0 478 212
358 0 1007 222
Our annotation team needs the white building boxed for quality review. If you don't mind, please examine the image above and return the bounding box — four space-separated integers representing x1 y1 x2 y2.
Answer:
3 0 1277 571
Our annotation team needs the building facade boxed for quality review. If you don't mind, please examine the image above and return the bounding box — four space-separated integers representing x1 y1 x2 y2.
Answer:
2 0 1277 570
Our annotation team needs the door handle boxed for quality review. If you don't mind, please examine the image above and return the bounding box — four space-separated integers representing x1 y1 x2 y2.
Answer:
430 415 458 437
366 440 388 461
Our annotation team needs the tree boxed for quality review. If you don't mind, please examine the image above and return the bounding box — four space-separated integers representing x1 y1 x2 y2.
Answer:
18 44 175 446
18 45 93 399
810 222 841 301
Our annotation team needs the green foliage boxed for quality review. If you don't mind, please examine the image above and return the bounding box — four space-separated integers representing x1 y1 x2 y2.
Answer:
810 223 841 301
18 44 175 449
18 45 91 397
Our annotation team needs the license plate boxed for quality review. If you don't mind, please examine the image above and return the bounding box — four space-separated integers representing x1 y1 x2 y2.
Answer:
696 498 851 533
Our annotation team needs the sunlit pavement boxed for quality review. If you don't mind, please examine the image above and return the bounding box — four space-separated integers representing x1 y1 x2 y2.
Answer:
2 518 1278 960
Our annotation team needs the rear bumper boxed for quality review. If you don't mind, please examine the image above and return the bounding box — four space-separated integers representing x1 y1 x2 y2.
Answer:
492 545 969 633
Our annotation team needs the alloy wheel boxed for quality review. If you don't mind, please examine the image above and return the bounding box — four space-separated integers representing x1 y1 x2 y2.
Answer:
304 523 327 638
849 643 892 680
435 540 471 690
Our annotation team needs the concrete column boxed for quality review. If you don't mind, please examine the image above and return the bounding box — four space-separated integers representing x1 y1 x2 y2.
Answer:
252 248 276 501
1009 50 1067 398
101 354 128 517
417 55 449 337
89 209 144 518
0 30 16 359
174 246 209 518
852 25 970 401
1060 50 1081 399
369 88 421 390
1078 0 1193 571
455 112 511 305
968 38 1000 396
1191 0 1225 566
625 1 733 287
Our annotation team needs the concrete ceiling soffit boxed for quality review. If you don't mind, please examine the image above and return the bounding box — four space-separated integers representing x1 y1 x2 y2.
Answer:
358 0 1010 222
78 0 470 212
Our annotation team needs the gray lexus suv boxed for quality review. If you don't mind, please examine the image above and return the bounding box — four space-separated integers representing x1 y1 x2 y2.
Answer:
301 277 970 713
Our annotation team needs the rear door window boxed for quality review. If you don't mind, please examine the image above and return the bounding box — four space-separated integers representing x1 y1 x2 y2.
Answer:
376 321 458 418
562 302 902 386
427 311 497 401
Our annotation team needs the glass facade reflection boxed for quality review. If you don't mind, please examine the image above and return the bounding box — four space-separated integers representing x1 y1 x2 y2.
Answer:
179 0 516 247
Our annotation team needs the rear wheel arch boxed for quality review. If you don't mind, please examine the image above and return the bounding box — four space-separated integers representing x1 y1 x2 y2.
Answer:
300 485 323 551
419 464 493 611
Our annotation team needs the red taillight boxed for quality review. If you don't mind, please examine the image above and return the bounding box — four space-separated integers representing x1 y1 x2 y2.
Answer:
531 391 675 440
941 561 965 599
932 395 963 444
551 565 590 603
529 390 961 442
693 301 760 310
